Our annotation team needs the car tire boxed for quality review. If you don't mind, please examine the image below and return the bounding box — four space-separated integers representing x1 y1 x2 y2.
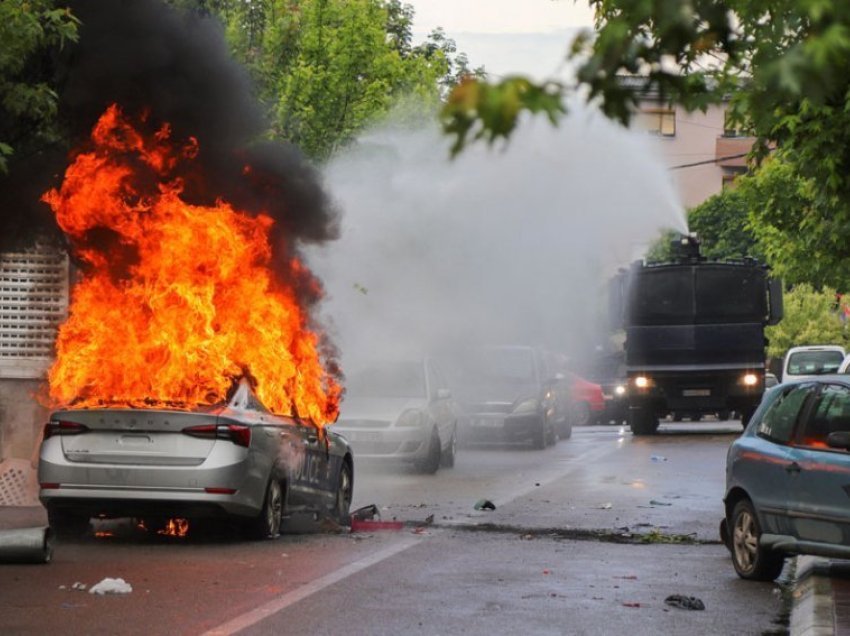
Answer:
47 507 90 539
440 430 457 468
571 402 592 427
334 461 353 525
245 478 284 540
729 499 785 581
416 428 441 474
558 419 572 440
630 408 659 435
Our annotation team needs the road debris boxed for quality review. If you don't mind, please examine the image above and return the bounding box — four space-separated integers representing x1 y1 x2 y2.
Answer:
89 577 133 595
622 602 641 608
599 502 613 510
474 499 496 511
664 594 705 610
350 504 379 521
71 582 87 591
649 500 673 506
650 455 667 462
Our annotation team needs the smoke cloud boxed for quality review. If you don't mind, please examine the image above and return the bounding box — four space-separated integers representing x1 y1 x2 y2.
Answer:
310 105 687 372
1 0 338 303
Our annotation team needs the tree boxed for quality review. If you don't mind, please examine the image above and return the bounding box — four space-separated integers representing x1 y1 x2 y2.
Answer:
0 1 79 173
765 283 849 360
202 0 477 161
688 187 762 262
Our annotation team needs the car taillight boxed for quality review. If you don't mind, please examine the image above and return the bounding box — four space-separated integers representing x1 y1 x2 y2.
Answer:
43 421 89 440
182 424 251 448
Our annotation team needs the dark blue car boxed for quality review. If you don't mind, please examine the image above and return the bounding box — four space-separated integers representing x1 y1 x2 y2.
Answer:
723 376 850 580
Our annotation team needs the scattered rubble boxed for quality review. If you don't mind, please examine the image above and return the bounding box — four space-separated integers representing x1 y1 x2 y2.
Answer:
664 594 705 610
474 499 496 511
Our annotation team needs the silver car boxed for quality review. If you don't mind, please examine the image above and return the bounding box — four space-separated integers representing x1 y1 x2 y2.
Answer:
333 359 460 473
38 380 353 539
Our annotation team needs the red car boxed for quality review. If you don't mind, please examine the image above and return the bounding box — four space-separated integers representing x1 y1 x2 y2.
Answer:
568 372 605 426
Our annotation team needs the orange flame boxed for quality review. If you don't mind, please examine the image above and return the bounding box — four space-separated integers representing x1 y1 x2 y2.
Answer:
42 105 340 424
157 518 190 538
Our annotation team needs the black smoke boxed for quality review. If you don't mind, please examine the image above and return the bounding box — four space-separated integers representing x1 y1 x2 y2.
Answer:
1 0 339 306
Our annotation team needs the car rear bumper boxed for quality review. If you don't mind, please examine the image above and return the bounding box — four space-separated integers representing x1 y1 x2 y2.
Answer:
38 440 266 519
460 412 543 442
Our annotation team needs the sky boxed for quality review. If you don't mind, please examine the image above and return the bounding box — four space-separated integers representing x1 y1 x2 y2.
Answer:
408 0 596 79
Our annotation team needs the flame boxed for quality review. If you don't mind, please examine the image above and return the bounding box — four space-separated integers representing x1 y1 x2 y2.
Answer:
157 518 190 538
42 105 340 424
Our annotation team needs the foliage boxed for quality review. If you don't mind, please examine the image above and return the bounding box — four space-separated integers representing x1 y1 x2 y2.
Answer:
0 1 79 173
688 187 763 262
765 283 849 360
181 0 480 161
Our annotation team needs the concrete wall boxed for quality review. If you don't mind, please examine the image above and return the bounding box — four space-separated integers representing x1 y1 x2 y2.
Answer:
0 378 49 462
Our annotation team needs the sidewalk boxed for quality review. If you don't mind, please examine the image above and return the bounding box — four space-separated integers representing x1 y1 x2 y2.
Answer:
790 556 850 636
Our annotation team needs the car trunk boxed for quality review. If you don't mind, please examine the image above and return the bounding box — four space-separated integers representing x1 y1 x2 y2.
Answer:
51 408 222 466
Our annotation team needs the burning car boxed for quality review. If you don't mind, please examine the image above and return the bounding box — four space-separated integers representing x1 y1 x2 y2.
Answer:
39 380 353 539
333 359 460 473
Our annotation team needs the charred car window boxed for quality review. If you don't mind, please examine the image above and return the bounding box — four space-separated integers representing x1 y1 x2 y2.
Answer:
756 384 814 444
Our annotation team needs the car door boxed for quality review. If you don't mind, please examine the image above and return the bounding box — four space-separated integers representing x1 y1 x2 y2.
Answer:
286 419 336 507
787 382 850 545
735 383 817 535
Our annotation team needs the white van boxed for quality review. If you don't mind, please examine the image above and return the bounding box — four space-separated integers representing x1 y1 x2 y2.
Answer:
782 345 846 381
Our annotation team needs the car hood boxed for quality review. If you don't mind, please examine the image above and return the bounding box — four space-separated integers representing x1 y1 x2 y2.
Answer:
336 396 428 423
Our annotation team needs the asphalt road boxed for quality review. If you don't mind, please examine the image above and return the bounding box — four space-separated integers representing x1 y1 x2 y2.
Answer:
0 420 788 635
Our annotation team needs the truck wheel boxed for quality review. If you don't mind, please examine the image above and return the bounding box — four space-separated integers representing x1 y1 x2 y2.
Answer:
630 408 659 436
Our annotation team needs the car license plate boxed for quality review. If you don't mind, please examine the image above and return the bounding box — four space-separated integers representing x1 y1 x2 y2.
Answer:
682 389 711 397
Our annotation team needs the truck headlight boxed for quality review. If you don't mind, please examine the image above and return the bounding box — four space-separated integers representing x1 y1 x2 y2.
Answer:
634 376 650 389
513 398 539 414
614 384 626 396
742 373 759 386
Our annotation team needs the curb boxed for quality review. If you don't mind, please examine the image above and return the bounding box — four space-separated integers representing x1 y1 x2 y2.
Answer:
790 556 835 636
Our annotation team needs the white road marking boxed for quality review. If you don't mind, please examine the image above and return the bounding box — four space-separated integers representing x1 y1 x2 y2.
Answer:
202 536 422 636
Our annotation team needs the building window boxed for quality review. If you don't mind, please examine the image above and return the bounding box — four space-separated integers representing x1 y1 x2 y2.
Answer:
723 110 753 138
634 107 676 136
0 248 69 379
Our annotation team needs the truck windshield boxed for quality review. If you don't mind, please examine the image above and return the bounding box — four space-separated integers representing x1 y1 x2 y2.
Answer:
627 266 766 325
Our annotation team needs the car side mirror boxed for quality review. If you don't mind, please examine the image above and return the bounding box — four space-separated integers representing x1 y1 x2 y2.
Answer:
436 388 452 400
826 431 850 450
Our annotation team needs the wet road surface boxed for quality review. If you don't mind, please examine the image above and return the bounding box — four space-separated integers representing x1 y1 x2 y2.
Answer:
0 420 787 635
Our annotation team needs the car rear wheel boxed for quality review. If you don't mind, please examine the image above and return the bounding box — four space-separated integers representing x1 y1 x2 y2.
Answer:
730 499 785 581
334 461 353 525
440 430 457 468
245 478 284 540
416 428 441 474
47 507 90 539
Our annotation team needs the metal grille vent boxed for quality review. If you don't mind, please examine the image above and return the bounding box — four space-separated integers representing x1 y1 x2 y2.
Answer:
0 458 38 506
0 250 68 363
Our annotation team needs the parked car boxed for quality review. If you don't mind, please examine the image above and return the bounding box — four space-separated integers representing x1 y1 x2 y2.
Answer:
39 380 353 539
333 359 460 473
782 345 845 381
577 351 628 425
567 372 606 426
722 375 850 580
442 345 571 448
